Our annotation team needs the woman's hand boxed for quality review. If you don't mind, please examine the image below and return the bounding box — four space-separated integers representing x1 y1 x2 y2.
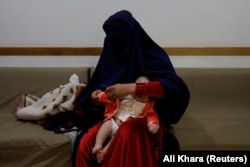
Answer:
91 89 102 105
105 83 136 100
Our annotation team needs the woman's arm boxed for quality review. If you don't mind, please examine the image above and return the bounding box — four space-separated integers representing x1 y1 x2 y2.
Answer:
135 81 164 98
105 81 164 100
105 83 135 100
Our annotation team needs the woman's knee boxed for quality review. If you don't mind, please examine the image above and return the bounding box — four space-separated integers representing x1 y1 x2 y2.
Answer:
77 137 90 155
77 125 100 156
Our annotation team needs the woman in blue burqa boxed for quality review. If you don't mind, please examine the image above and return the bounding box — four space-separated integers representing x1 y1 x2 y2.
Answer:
73 10 190 167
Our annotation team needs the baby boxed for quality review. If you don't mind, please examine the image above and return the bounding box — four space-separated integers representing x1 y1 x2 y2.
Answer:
92 76 159 163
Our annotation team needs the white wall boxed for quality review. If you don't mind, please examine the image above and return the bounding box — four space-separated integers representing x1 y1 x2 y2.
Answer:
1 0 250 67
1 56 250 68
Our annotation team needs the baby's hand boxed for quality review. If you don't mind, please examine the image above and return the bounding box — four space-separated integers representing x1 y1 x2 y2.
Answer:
148 121 159 134
91 89 102 105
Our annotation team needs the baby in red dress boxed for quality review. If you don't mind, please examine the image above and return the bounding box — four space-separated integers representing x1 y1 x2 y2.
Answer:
92 76 159 163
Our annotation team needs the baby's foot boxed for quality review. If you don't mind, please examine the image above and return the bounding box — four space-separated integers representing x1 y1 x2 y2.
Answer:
92 144 102 154
148 122 159 134
96 149 104 163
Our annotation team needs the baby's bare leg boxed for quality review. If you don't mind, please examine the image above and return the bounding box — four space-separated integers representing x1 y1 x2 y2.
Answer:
96 136 114 163
92 119 112 155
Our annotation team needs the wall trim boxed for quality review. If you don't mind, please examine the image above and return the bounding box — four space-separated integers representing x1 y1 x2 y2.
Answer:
0 47 250 56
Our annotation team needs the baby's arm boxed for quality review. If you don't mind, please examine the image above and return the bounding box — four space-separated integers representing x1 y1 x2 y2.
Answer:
146 109 159 134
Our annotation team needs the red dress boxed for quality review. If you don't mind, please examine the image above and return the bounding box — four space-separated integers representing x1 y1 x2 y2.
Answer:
76 81 165 167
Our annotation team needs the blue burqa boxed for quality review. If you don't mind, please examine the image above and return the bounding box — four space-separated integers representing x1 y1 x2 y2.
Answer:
78 10 190 125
